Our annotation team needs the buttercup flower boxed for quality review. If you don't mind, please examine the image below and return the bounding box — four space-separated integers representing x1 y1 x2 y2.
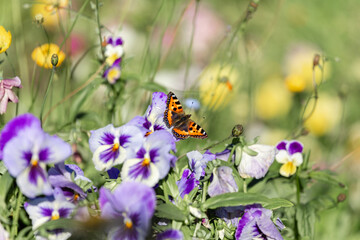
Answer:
0 26 11 54
187 150 215 180
208 166 238 197
1 114 72 198
128 92 170 137
99 181 156 240
25 188 75 240
199 64 239 110
48 163 93 203
103 59 121 84
276 140 303 177
31 43 65 69
104 35 124 65
235 204 283 240
0 76 22 114
238 144 276 179
31 0 69 28
285 74 306 93
176 169 199 198
121 130 176 187
157 229 184 240
89 124 143 171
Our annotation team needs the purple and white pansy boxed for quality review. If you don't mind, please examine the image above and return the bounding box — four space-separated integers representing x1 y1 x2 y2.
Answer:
187 150 215 180
48 163 93 203
176 169 199 199
25 188 75 240
104 35 124 66
208 166 238 197
99 181 156 240
1 114 72 198
121 130 176 187
238 144 276 179
235 204 283 240
89 124 143 171
275 140 304 177
128 92 169 137
103 58 121 84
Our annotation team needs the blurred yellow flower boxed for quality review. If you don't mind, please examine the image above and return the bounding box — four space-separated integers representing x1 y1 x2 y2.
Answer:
285 74 306 92
255 77 292 120
31 0 68 28
303 94 341 136
284 44 331 92
199 64 239 110
32 43 65 69
0 26 12 54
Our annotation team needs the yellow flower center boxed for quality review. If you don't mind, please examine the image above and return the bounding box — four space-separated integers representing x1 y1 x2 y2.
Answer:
125 219 133 229
112 143 119 152
145 131 153 137
107 68 121 84
51 212 60 220
106 53 119 66
141 158 150 167
279 161 297 177
73 193 79 201
31 159 39 167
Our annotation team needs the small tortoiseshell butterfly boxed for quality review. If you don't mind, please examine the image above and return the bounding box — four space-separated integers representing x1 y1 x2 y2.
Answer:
164 92 208 140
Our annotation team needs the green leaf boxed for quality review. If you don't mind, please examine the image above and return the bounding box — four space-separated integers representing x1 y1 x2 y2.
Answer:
0 172 14 203
202 192 293 210
155 203 186 221
69 78 103 121
309 171 345 188
140 82 167 93
296 204 315 240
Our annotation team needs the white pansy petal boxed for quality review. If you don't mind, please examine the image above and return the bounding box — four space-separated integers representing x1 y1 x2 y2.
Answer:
291 152 303 166
121 159 160 187
275 150 289 164
92 145 124 171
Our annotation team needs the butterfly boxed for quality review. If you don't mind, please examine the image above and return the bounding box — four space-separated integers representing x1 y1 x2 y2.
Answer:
164 91 208 140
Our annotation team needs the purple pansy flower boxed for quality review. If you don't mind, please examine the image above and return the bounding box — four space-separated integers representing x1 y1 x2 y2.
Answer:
89 124 143 171
25 188 75 240
99 181 156 240
235 204 283 240
48 163 93 203
121 130 176 187
1 114 72 198
103 59 121 84
208 166 238 197
176 169 199 198
238 144 276 179
157 229 184 240
187 150 215 180
128 92 170 137
104 35 124 66
275 140 303 177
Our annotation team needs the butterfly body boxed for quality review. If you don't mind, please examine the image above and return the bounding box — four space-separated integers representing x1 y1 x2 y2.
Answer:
164 92 207 140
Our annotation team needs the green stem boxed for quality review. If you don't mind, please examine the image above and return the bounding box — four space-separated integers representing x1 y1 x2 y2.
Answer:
40 67 56 126
10 189 23 239
95 0 105 60
201 181 208 203
243 179 247 193
295 173 301 204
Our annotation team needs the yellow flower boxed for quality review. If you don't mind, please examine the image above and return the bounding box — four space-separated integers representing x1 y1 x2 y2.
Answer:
31 43 65 69
31 0 68 28
303 94 341 136
0 26 12 54
199 64 240 110
285 74 306 92
255 77 292 120
284 44 331 91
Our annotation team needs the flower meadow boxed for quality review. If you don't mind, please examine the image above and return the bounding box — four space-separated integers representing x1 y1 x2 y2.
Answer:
0 0 359 239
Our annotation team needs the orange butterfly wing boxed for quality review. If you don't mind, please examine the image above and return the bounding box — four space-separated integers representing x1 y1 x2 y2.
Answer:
172 120 207 140
164 92 184 128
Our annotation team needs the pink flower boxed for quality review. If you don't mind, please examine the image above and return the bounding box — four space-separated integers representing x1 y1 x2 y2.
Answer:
0 77 22 114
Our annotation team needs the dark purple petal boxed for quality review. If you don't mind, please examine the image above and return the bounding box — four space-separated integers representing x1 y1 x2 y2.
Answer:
143 118 152 129
41 207 53 217
113 58 122 65
287 141 303 155
23 151 32 165
149 148 159 162
236 211 254 239
128 161 151 179
0 113 41 158
119 135 130 147
58 208 72 218
136 148 146 159
115 37 123 46
100 132 115 145
157 229 184 240
39 148 50 162
176 169 199 198
276 141 287 151
153 124 165 131
29 166 47 185
99 146 120 163
107 168 120 179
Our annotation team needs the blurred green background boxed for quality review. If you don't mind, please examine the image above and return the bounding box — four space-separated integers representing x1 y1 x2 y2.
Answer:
1 0 360 239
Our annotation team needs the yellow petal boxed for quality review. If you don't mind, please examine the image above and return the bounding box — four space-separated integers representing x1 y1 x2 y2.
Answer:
31 43 66 69
0 26 12 54
279 162 296 177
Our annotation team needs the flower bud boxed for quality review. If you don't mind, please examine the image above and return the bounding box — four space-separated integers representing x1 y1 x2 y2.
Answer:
313 54 320 68
337 193 346 203
232 124 243 137
51 53 58 67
